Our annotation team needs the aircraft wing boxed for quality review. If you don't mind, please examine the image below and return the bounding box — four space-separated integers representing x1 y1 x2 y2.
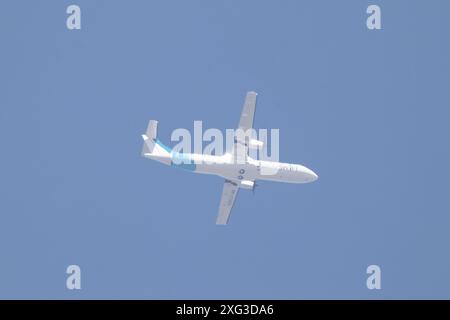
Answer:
238 91 258 131
233 91 258 162
216 180 240 225
216 91 257 224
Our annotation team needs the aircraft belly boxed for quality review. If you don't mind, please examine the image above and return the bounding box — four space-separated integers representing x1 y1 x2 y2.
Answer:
195 162 258 181
259 170 314 183
265 173 303 183
195 162 234 176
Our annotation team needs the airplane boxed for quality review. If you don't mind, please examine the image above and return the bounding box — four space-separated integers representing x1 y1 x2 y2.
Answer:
141 91 318 225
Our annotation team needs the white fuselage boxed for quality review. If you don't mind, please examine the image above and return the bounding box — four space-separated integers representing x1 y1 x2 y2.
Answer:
146 151 318 187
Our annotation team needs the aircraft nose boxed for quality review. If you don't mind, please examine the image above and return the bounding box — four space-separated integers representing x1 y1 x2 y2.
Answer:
305 167 318 182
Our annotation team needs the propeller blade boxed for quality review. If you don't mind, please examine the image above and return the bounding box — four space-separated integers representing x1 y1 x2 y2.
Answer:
252 182 258 195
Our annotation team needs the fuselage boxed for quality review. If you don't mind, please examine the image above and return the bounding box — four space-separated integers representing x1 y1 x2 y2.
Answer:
146 151 318 186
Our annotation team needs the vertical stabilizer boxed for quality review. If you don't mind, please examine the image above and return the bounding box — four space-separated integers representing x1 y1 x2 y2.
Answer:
141 120 172 163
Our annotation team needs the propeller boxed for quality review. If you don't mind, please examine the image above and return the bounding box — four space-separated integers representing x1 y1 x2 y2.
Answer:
252 182 259 195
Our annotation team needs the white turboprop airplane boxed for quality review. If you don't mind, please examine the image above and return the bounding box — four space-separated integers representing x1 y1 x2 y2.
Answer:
141 92 318 225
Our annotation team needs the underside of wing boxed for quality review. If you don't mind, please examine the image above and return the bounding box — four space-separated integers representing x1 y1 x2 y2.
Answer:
216 180 240 225
238 91 258 131
233 91 258 162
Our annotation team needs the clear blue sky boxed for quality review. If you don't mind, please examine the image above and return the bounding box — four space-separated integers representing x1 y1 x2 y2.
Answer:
1 0 449 299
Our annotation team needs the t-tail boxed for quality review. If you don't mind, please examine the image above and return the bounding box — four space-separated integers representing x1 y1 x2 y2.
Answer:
141 120 172 165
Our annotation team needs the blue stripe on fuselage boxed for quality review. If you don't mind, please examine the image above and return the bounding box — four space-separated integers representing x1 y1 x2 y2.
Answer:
153 139 196 171
171 152 197 171
154 139 172 153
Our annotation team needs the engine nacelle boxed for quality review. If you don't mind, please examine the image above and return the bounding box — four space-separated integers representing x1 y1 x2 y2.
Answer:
240 180 255 189
249 139 264 149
